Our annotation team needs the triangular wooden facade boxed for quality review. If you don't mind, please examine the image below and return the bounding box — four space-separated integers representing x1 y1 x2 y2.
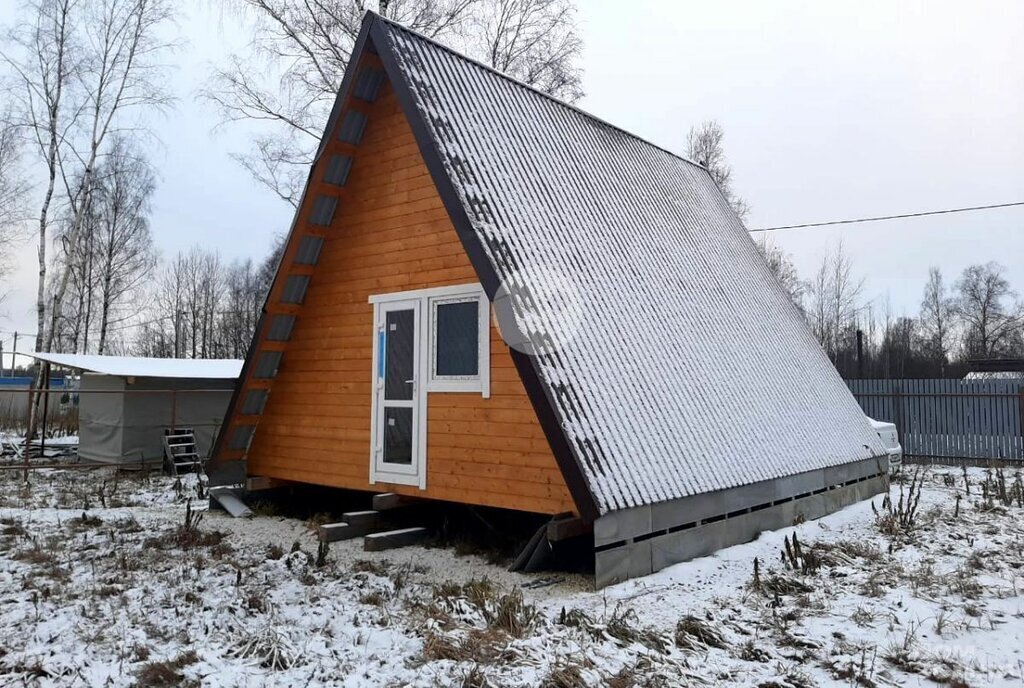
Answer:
210 34 576 516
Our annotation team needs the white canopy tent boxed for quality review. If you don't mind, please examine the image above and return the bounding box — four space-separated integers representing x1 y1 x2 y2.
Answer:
30 353 242 465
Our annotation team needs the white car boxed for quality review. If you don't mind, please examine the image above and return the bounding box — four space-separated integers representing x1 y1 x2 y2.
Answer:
868 417 902 472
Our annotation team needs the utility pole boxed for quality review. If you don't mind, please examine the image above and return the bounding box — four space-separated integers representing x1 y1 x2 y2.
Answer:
173 311 181 359
856 329 865 379
11 331 17 377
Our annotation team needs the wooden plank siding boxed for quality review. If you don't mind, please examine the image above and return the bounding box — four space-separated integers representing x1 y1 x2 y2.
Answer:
245 81 576 516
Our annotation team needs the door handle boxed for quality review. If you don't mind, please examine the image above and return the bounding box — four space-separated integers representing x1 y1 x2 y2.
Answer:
404 379 415 384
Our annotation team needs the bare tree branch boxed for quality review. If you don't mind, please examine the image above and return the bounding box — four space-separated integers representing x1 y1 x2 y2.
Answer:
685 119 750 221
807 240 864 360
755 235 806 310
919 267 957 372
204 0 582 206
955 262 1024 358
471 0 583 102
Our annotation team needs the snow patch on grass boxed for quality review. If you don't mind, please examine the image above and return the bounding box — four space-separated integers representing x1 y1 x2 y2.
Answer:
0 466 1022 686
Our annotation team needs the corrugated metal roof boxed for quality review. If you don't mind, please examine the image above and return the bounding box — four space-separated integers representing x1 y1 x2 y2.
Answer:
371 17 886 515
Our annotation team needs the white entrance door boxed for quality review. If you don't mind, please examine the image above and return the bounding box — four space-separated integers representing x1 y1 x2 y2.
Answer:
371 299 425 486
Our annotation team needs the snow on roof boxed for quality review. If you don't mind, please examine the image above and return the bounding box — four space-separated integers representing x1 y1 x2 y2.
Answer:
867 417 895 431
374 17 887 515
29 352 242 379
964 371 1024 381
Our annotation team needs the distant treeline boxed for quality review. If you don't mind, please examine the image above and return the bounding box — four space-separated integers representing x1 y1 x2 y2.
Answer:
758 239 1024 379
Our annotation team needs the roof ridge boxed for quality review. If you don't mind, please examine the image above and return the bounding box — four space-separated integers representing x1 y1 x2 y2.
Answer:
366 11 707 173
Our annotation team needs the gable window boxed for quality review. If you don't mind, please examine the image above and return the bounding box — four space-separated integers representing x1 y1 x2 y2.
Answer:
432 296 480 376
427 290 489 394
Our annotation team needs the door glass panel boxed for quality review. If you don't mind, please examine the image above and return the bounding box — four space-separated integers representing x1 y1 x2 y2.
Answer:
384 309 415 400
382 407 413 465
435 300 479 377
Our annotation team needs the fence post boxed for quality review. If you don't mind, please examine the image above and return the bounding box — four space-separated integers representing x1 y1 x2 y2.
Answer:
893 383 904 457
40 363 50 461
1019 386 1024 456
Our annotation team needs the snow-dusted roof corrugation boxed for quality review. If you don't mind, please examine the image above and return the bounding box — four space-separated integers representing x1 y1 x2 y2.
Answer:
377 19 886 515
30 353 242 380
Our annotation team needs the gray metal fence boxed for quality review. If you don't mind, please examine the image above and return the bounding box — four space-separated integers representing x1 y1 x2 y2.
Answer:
847 379 1024 461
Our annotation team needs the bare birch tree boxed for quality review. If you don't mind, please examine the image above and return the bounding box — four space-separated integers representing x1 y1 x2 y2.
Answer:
0 113 30 233
90 136 156 353
954 262 1024 358
685 119 750 221
755 235 805 310
919 267 956 372
0 114 30 289
258 234 285 294
2 0 174 440
53 200 97 351
220 258 263 358
205 0 583 206
807 241 863 360
2 0 80 362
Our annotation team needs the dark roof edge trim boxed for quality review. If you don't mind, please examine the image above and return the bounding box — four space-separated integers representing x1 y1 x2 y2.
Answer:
370 17 601 522
210 15 379 479
366 11 706 175
312 17 377 165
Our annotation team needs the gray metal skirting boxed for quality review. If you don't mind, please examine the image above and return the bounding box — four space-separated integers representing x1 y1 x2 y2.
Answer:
209 459 247 487
594 462 888 588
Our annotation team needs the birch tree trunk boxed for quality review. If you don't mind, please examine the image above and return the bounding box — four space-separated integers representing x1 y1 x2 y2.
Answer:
3 0 173 445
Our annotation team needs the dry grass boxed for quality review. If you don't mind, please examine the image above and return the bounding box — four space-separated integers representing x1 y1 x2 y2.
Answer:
979 467 1024 509
145 500 226 551
351 558 390 577
12 542 58 567
304 511 332 533
488 588 538 637
359 588 391 606
460 664 491 688
135 649 199 687
759 573 813 596
420 628 507 665
738 639 772 663
674 614 727 651
226 624 297 671
541 657 587 688
67 511 103 532
558 606 669 653
0 465 1015 688
873 469 925 538
851 606 876 627
816 538 884 565
1 516 26 537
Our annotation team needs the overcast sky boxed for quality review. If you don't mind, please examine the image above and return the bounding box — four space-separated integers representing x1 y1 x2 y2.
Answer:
1 0 1022 353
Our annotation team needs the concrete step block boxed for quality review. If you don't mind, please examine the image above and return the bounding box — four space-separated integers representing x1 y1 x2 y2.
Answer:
363 527 429 552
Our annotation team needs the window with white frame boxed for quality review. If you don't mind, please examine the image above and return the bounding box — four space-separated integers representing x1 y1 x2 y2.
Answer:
369 284 490 398
428 291 489 394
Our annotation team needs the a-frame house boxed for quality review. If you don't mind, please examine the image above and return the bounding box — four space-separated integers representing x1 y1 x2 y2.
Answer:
210 12 889 585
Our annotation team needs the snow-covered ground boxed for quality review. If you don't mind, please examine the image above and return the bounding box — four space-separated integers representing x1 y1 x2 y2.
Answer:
0 467 1022 687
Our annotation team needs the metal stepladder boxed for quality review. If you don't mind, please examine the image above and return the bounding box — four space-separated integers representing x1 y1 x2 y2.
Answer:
163 428 204 476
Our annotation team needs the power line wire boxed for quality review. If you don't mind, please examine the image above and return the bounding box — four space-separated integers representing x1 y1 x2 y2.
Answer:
750 200 1024 232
